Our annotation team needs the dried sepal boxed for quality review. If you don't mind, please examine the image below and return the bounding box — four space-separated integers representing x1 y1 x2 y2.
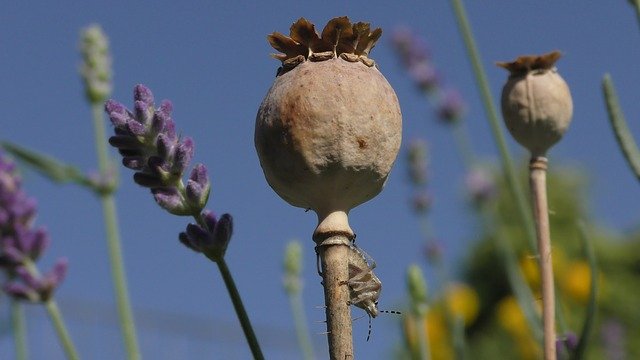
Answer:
267 16 382 72
497 50 562 77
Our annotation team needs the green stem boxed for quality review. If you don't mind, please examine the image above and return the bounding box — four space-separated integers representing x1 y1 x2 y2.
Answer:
290 293 315 360
571 221 599 360
449 0 537 253
216 258 265 360
44 300 80 360
91 103 141 360
11 300 28 360
22 260 79 360
632 0 640 30
602 74 640 182
415 313 431 360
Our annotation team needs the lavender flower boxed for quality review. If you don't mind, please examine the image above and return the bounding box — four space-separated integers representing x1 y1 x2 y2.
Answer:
79 24 113 104
391 27 466 124
105 85 230 260
105 85 209 216
407 139 429 186
555 331 578 359
0 152 68 302
465 166 496 206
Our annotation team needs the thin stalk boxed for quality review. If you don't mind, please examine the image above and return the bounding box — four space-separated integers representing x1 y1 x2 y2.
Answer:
449 0 537 252
414 313 431 360
289 293 316 360
315 237 353 360
11 300 28 360
571 221 599 360
632 0 640 31
447 120 544 341
602 74 640 182
44 300 80 360
216 258 265 360
529 157 555 360
90 103 141 360
22 260 79 360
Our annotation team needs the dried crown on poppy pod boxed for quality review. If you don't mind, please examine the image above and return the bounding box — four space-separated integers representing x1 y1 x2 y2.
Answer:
255 17 402 238
498 51 573 157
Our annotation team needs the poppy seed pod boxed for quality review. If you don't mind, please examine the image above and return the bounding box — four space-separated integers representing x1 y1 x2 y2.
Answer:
498 51 573 157
255 17 402 236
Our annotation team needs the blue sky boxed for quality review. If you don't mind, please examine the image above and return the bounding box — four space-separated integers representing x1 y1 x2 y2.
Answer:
2 1 640 359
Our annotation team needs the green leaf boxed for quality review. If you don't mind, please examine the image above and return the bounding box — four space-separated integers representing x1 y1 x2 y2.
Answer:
602 74 640 182
1 141 94 188
571 221 599 360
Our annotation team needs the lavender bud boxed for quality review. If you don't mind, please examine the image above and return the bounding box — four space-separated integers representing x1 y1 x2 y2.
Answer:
407 139 429 186
108 135 142 150
406 264 428 316
465 166 496 206
185 164 210 210
122 156 146 170
437 89 465 124
152 187 189 215
79 25 112 104
147 156 171 181
162 118 177 142
134 100 153 126
126 118 146 136
15 266 40 289
133 84 154 107
156 134 176 160
211 214 233 250
178 232 199 252
172 138 194 175
133 172 165 188
202 210 218 231
28 228 50 261
104 100 133 129
410 62 440 92
411 191 432 214
3 282 37 302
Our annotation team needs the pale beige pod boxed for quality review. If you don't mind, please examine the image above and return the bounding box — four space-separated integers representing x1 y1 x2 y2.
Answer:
498 51 573 157
255 17 402 235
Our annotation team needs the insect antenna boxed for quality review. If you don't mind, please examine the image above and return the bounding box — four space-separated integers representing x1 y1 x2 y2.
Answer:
366 310 402 342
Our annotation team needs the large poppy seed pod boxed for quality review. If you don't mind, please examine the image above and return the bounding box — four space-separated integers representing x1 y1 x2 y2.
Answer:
255 17 402 236
498 51 573 157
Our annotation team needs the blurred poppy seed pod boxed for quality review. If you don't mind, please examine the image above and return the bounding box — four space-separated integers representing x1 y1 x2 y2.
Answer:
255 17 402 236
498 51 572 157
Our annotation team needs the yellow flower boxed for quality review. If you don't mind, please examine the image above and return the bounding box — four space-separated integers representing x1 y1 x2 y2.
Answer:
561 261 592 303
445 283 480 326
497 296 541 359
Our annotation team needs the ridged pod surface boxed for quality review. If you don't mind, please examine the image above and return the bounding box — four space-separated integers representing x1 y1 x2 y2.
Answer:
255 17 402 222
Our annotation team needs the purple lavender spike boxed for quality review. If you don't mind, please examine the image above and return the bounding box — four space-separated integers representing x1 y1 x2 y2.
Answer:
104 100 133 128
3 282 34 301
109 135 142 150
134 100 153 126
163 119 177 141
158 100 173 115
127 118 146 136
133 84 154 106
28 228 50 260
172 138 194 174
156 134 176 160
133 172 165 188
212 214 233 248
178 232 200 252
202 210 218 231
122 156 146 170
16 266 40 289
185 223 209 243
151 187 186 214
437 89 466 123
185 164 210 208
46 258 69 286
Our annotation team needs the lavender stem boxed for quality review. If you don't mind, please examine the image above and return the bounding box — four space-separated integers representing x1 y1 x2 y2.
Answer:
11 300 28 360
91 102 141 360
216 258 265 360
22 260 79 360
